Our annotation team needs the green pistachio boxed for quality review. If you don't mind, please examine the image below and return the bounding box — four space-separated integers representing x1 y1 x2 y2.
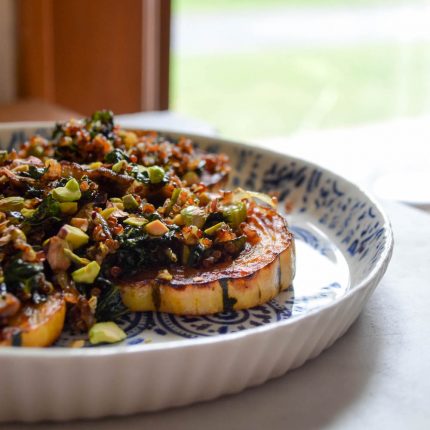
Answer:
59 224 89 249
29 145 44 157
88 161 102 169
71 261 100 284
148 165 165 184
20 208 36 218
89 322 126 345
172 214 184 226
124 217 148 227
122 194 139 210
165 187 182 215
52 178 81 202
204 222 228 236
170 187 181 203
63 248 91 266
59 202 78 215
112 160 127 173
0 197 25 211
181 205 206 228
223 202 247 228
100 207 116 219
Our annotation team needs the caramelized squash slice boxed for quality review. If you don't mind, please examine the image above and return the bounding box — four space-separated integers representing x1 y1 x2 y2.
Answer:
119 207 295 315
0 294 66 347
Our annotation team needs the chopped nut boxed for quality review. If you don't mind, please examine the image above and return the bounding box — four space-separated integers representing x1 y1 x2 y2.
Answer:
89 322 126 345
71 217 89 232
145 219 169 236
58 224 89 249
0 197 24 211
69 339 86 348
88 296 98 314
157 269 173 281
71 261 100 284
122 194 139 210
47 236 71 272
59 202 78 215
124 217 148 227
52 178 81 202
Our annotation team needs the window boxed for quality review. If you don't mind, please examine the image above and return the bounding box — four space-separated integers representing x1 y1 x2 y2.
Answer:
171 0 430 141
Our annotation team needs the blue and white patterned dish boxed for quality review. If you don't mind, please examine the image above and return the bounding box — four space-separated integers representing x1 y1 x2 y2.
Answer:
0 123 393 422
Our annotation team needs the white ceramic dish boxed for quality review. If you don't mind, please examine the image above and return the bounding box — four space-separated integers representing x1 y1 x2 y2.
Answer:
0 123 393 422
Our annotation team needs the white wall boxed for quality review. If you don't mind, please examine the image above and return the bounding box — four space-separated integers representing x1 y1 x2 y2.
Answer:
0 0 16 103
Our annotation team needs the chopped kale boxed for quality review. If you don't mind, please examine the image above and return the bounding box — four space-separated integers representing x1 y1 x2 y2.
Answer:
51 122 79 159
128 164 150 184
52 122 65 140
54 139 79 160
86 110 115 141
94 278 127 322
27 165 48 180
4 258 48 304
104 148 130 164
195 159 207 175
17 165 47 186
187 243 206 268
24 186 44 199
127 164 169 186
90 110 114 125
204 212 224 228
103 226 177 278
24 195 62 232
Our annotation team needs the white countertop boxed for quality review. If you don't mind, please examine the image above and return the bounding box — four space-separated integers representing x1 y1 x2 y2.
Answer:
254 115 430 211
5 113 430 429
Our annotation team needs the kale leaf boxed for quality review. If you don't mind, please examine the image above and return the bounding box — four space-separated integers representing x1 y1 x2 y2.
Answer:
187 243 206 268
27 165 48 180
86 110 115 141
52 122 65 140
24 186 44 198
103 226 177 278
104 148 130 164
128 164 150 184
24 195 62 234
128 164 169 186
4 258 48 304
94 278 128 322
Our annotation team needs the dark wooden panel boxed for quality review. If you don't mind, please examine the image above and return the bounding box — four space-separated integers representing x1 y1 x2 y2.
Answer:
52 0 143 115
17 0 55 101
16 0 171 114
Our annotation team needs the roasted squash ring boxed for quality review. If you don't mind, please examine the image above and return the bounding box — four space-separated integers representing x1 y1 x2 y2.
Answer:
119 206 295 315
0 294 66 347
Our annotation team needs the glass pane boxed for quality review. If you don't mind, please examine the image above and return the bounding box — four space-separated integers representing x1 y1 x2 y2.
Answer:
171 0 430 141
